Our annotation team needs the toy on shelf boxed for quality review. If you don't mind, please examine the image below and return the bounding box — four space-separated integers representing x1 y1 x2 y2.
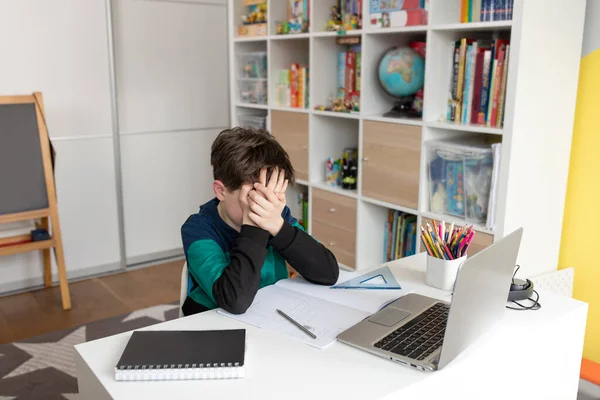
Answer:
239 79 267 105
314 43 361 114
276 0 309 35
325 1 362 32
277 64 309 108
369 0 428 29
325 148 357 190
238 0 267 37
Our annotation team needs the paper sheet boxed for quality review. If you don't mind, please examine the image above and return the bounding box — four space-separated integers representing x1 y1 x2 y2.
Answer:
218 285 369 349
275 271 413 314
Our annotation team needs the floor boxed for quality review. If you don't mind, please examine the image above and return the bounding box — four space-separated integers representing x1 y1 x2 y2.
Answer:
0 259 183 344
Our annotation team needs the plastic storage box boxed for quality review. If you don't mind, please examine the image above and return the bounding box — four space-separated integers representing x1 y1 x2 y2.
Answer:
426 141 493 224
238 52 267 79
237 114 266 130
238 79 267 105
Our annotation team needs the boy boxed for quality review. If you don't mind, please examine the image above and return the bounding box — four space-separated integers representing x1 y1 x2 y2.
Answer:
180 127 339 316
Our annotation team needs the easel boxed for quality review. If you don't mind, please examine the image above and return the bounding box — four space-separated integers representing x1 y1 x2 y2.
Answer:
0 93 71 310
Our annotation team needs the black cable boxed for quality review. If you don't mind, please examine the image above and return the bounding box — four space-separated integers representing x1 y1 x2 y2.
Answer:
506 289 541 311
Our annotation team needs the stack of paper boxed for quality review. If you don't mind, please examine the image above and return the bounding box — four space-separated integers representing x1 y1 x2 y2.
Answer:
218 270 412 349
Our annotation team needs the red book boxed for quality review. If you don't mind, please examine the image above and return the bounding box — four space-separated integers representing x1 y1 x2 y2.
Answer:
345 52 356 102
290 63 299 108
470 51 485 124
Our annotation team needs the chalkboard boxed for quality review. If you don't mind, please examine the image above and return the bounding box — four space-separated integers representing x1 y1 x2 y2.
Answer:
0 103 49 215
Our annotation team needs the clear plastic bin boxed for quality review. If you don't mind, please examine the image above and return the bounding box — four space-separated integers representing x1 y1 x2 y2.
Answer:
238 79 267 105
238 114 266 130
426 141 494 224
238 52 267 79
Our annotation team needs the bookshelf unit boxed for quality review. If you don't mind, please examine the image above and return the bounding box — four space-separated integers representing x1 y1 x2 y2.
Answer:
228 0 587 277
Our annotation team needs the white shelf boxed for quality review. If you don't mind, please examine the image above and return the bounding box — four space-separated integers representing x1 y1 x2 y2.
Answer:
311 30 362 37
311 181 358 199
363 115 423 126
420 211 493 235
238 77 267 81
426 121 503 135
229 0 586 276
364 26 428 34
431 21 512 32
312 110 360 120
234 35 268 42
270 106 309 113
361 196 418 216
295 178 309 186
269 33 311 40
235 102 269 110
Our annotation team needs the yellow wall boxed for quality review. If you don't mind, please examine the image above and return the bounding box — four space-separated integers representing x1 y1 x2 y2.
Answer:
559 48 600 364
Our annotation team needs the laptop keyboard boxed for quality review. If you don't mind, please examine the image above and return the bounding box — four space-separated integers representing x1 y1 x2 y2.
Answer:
374 303 449 361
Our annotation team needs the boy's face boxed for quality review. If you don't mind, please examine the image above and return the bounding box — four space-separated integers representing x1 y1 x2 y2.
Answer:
213 181 244 228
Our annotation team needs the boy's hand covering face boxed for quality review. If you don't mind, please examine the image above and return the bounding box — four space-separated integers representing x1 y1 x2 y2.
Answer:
247 168 289 236
239 184 257 227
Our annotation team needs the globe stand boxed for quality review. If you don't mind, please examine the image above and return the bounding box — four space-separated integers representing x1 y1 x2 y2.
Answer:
383 96 417 118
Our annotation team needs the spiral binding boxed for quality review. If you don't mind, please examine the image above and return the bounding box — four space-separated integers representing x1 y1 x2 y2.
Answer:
114 362 245 381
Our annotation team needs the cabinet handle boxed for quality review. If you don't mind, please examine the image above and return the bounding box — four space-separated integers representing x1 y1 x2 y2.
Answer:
329 208 336 213
302 145 308 150
329 242 336 246
362 157 369 162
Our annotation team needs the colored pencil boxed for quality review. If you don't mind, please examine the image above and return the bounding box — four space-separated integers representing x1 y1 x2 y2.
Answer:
420 219 476 259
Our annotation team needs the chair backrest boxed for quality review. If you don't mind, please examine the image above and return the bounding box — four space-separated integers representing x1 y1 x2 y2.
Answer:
179 262 188 318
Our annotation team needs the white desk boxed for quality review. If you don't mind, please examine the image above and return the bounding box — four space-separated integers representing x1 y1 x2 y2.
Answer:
75 254 588 400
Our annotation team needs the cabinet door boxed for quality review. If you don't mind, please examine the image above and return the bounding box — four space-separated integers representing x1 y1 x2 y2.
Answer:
311 189 357 232
362 121 421 209
270 111 309 181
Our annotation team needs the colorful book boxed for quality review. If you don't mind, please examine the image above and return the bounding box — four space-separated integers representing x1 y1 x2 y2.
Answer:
471 50 485 124
395 213 405 259
390 210 399 261
455 38 468 123
478 49 492 124
465 41 478 124
497 44 510 127
486 59 497 126
461 44 473 123
383 220 389 262
337 52 347 99
355 51 361 94
290 63 299 108
345 51 356 102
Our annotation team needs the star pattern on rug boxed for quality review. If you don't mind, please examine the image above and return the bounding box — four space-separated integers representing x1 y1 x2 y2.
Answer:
4 327 85 379
122 304 179 323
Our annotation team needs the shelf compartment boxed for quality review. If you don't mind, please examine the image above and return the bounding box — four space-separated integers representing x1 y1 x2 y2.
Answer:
269 37 309 109
310 114 359 191
360 31 427 117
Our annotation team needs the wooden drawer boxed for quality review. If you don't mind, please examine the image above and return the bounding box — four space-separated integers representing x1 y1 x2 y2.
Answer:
421 218 494 256
311 220 356 268
270 110 309 181
311 189 357 233
362 121 421 209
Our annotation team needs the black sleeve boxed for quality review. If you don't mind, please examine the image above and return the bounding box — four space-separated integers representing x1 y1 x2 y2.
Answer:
212 225 270 315
269 221 339 285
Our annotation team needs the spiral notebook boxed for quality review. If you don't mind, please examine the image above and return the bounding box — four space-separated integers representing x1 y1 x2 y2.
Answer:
114 329 246 381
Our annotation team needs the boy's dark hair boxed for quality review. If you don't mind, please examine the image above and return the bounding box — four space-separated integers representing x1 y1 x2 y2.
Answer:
211 127 295 190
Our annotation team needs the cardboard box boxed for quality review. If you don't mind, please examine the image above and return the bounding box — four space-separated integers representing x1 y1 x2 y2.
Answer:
238 23 267 37
370 8 428 28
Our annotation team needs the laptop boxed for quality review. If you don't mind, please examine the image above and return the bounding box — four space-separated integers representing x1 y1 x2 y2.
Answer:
337 228 523 372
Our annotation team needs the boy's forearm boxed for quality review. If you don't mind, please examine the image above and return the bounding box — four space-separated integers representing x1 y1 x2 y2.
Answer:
212 225 269 314
269 222 340 285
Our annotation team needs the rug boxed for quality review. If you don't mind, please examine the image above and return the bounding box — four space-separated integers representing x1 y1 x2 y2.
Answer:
0 303 180 400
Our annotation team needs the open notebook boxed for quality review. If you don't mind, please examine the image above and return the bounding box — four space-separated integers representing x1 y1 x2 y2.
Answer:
218 270 412 349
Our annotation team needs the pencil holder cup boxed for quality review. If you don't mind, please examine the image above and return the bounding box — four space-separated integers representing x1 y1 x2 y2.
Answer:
425 255 467 291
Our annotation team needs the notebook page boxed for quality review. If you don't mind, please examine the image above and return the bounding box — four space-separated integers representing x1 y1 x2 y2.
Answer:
275 271 413 314
218 285 369 349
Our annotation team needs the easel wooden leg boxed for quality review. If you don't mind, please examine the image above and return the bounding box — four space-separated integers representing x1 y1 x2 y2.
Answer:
40 217 52 288
49 213 71 310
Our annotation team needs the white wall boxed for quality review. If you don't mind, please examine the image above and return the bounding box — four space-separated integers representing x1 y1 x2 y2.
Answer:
0 0 121 292
0 0 229 292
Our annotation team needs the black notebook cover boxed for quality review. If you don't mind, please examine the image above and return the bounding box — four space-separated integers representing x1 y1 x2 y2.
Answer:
116 329 246 369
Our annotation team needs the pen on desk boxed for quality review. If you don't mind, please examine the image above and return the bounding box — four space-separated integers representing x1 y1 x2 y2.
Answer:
276 309 317 339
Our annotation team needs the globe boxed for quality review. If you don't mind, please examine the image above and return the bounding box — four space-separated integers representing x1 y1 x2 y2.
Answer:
378 47 425 99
